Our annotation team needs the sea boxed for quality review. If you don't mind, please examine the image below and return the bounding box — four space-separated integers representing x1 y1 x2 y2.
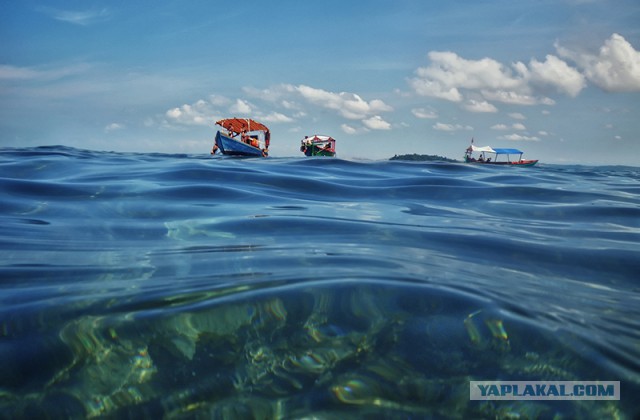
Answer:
1 145 639 419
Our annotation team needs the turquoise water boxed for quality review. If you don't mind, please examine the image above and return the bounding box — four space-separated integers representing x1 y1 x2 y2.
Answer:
1 146 638 418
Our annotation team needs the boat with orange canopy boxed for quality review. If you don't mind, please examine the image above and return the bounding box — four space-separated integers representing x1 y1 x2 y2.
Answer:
211 118 270 157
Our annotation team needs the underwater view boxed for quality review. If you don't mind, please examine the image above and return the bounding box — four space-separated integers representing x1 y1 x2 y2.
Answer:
1 146 639 418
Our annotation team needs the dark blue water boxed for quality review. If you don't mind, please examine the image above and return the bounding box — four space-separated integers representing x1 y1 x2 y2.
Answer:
1 146 639 418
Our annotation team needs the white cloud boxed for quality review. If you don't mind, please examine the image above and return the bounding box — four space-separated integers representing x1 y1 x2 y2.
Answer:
415 51 523 91
0 63 91 81
105 123 124 132
481 89 555 106
538 131 549 136
433 122 473 131
281 100 299 110
165 100 214 126
341 124 357 134
409 51 523 103
362 115 391 130
209 94 230 107
260 112 293 123
411 107 438 119
229 99 252 114
409 48 586 106
528 54 586 97
242 85 295 102
37 7 110 26
463 99 498 113
242 83 393 128
408 78 463 102
294 84 393 119
491 123 526 130
498 133 540 141
556 33 640 92
508 112 526 120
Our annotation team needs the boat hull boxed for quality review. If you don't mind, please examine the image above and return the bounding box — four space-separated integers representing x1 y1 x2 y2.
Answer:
215 131 266 157
479 160 538 167
465 157 538 166
301 145 336 157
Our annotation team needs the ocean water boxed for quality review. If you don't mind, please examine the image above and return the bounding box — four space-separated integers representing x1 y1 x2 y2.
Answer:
1 145 639 418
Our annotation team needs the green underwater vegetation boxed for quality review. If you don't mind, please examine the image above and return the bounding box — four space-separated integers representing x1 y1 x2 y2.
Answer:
0 282 629 418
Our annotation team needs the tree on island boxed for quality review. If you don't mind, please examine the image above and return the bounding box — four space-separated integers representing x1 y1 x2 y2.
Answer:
389 154 459 162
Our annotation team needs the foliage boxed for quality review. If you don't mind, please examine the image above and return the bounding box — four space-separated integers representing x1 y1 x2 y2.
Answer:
389 154 459 162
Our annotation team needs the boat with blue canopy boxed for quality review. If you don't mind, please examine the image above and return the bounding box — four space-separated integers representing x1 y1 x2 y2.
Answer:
211 118 270 157
464 144 538 166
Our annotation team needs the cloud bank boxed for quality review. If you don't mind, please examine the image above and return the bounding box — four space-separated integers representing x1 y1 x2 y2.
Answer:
409 33 640 108
164 84 393 132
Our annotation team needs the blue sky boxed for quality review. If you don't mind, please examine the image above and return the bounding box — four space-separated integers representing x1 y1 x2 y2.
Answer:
1 0 639 164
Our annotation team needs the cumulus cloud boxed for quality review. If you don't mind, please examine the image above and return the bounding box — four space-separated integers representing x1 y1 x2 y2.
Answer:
409 78 463 102
164 82 393 133
104 123 124 132
491 123 526 130
259 112 293 123
556 33 640 92
362 116 391 130
409 48 586 107
230 99 252 114
498 133 540 141
242 83 393 128
165 100 213 126
293 84 393 119
528 54 586 97
341 124 358 134
463 99 498 113
411 108 438 119
508 112 526 120
414 51 523 91
209 94 231 107
481 90 555 106
433 122 473 131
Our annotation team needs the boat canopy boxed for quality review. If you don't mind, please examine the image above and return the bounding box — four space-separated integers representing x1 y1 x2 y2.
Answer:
493 148 523 155
471 145 523 155
302 135 334 142
216 118 270 134
470 145 495 153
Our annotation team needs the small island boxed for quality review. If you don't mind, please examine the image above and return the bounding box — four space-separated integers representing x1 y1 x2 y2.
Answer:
389 154 459 163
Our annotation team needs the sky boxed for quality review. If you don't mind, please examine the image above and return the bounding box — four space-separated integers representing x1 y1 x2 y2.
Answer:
1 0 639 165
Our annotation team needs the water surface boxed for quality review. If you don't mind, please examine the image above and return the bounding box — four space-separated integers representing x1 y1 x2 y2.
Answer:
1 146 638 418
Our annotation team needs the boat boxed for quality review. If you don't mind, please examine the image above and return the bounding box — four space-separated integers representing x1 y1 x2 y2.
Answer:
300 135 336 157
211 118 270 157
464 144 538 166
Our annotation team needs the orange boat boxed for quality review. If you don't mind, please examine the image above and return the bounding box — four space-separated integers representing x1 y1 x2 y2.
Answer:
211 118 270 157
